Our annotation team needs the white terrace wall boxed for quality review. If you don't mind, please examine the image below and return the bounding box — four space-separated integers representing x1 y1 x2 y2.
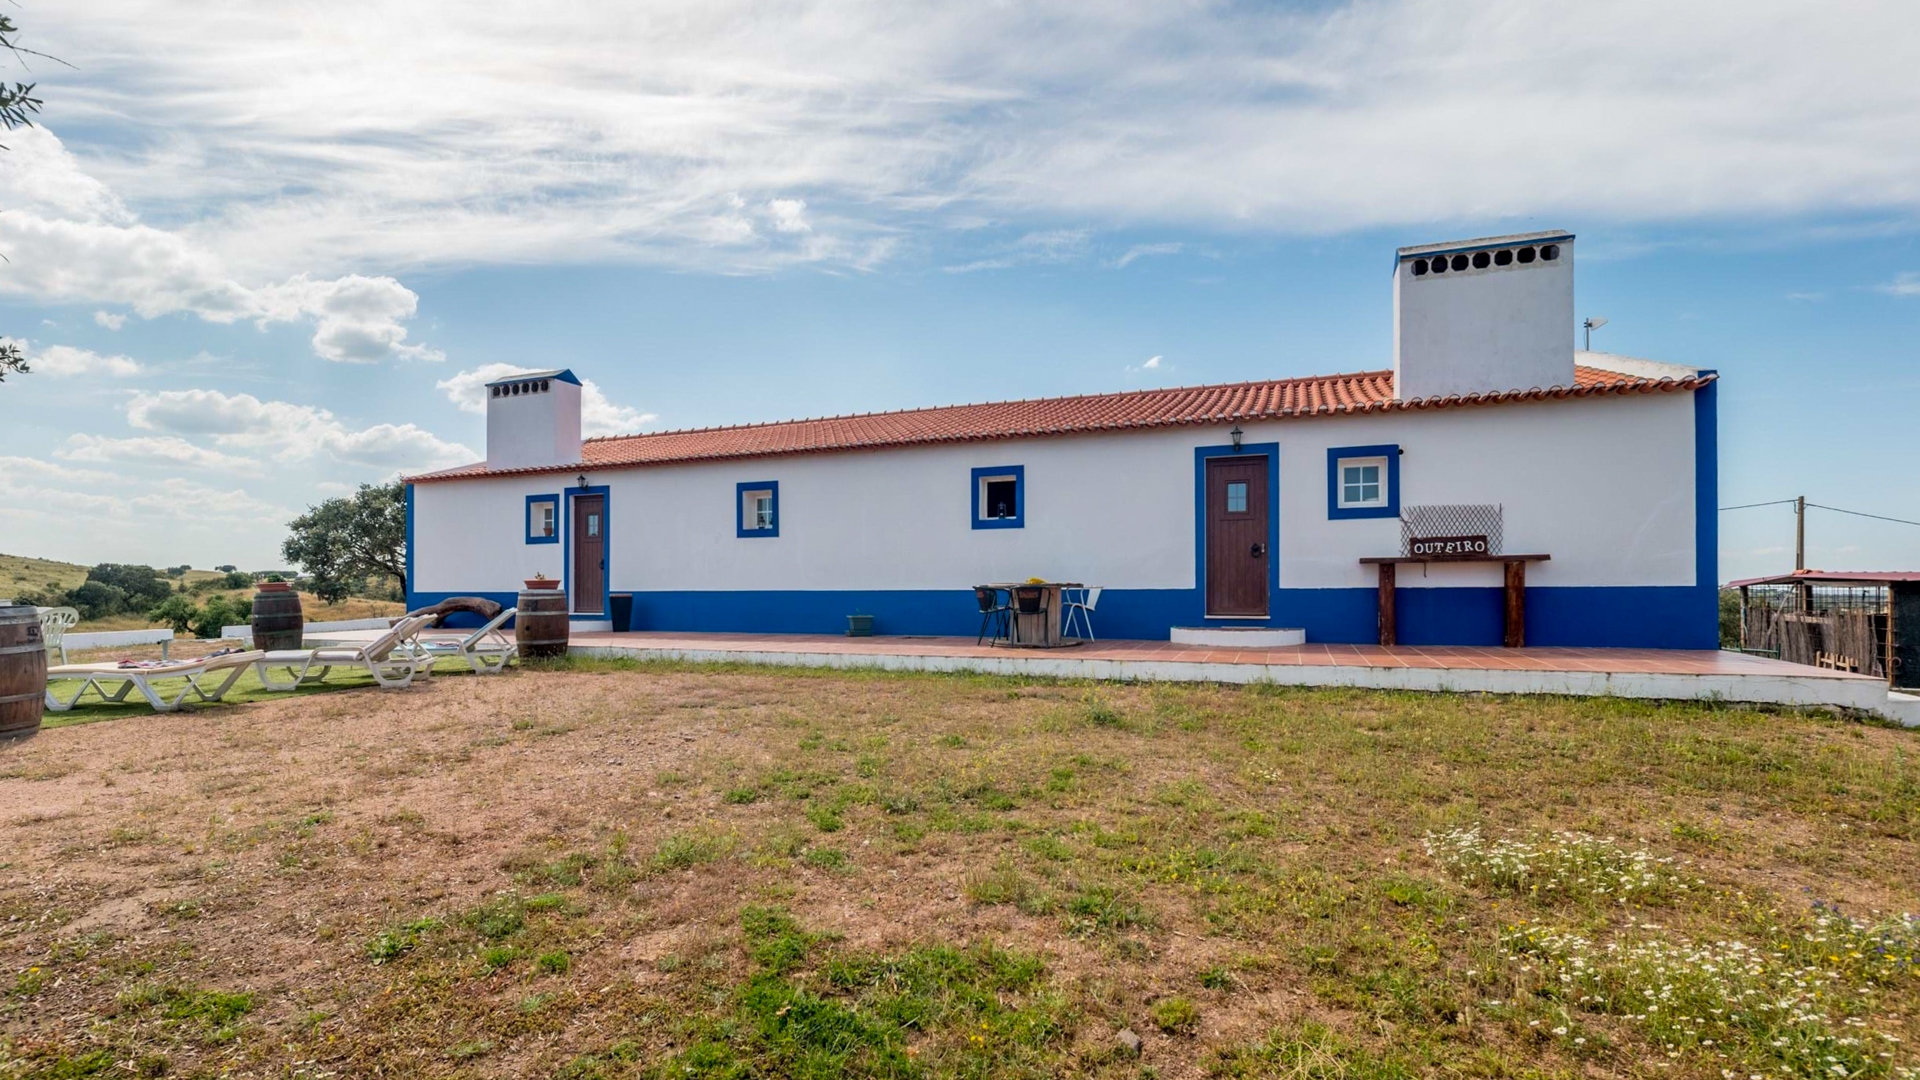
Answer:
411 389 1709 647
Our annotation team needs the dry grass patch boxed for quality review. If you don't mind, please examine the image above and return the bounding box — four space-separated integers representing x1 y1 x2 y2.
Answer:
0 657 1917 1078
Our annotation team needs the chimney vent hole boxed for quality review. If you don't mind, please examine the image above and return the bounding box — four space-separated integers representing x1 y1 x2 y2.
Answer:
1449 254 1469 271
1540 244 1559 261
1494 249 1513 266
1517 246 1536 264
1471 251 1491 269
1411 258 1428 275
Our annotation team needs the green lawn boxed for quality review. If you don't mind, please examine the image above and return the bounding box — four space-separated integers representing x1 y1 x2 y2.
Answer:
2 660 1917 1079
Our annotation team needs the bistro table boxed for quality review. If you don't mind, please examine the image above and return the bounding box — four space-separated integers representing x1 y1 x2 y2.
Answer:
985 582 1084 648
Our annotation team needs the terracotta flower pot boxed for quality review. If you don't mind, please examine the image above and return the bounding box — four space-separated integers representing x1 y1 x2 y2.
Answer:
257 581 292 593
525 579 558 591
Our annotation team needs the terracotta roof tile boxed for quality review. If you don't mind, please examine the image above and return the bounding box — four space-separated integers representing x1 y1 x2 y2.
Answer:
410 365 1713 482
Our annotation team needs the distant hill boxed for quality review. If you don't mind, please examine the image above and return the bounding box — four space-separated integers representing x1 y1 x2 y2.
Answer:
1 552 90 596
2 553 405 629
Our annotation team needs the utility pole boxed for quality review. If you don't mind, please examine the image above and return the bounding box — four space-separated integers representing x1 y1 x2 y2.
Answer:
1795 495 1810 613
1795 495 1806 571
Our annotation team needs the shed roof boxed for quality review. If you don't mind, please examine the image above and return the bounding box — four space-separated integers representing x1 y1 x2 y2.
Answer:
410 364 1714 483
1726 569 1920 588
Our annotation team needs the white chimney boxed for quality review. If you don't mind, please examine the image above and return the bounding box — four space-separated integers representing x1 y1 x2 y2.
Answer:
1393 230 1575 400
485 368 583 470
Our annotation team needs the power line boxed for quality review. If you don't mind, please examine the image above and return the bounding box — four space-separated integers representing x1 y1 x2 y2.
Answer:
1719 499 1798 512
1806 503 1920 529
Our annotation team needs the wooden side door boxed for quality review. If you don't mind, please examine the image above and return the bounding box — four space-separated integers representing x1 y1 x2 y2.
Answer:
572 494 606 615
1205 457 1269 617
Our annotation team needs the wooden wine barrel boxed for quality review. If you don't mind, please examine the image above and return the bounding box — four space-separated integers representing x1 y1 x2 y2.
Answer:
516 590 570 659
0 604 48 740
251 584 305 652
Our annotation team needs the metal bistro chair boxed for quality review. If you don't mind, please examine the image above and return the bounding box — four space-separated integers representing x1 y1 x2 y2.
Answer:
974 586 1011 646
1061 586 1103 641
1009 586 1048 645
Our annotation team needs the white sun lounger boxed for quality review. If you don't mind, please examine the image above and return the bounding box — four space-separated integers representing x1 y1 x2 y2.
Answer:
411 607 518 675
44 650 266 713
252 614 436 691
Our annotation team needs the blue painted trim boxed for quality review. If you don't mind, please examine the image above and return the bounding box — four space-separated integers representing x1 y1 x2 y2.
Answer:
736 480 781 538
525 493 560 544
1193 443 1280 620
1397 234 1573 262
971 465 1025 529
564 484 611 616
403 483 415 605
485 368 581 387
1692 373 1720 645
407 583 1711 648
1327 444 1400 520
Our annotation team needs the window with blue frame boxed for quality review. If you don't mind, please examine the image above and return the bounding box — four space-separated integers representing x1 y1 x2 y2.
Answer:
971 465 1024 529
736 481 779 538
525 494 559 543
1326 445 1400 520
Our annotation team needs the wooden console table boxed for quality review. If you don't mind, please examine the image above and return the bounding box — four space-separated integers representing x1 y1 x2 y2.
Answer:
1358 554 1551 648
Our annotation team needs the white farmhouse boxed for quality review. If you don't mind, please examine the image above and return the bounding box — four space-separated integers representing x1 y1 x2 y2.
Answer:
408 231 1719 648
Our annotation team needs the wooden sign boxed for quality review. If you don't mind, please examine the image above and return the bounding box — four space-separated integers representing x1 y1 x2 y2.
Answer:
1408 534 1490 558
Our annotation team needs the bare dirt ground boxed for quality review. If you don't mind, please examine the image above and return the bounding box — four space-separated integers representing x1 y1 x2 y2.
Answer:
2 661 1918 1079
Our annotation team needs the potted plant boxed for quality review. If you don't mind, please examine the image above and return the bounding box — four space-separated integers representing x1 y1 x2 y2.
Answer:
257 573 292 593
524 571 557 591
846 612 874 637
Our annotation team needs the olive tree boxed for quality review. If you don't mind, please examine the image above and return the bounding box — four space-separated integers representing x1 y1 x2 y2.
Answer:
282 482 409 602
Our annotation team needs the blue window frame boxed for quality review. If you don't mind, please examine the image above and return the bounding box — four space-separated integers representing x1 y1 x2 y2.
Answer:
1326 444 1400 520
525 493 560 544
736 480 780 538
971 465 1025 529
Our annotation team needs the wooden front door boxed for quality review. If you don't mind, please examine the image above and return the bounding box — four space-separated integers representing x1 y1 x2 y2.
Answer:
1205 457 1269 617
572 494 606 615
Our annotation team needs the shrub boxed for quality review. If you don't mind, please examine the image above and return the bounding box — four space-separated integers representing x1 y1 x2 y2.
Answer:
190 595 253 639
148 595 201 634
66 580 130 620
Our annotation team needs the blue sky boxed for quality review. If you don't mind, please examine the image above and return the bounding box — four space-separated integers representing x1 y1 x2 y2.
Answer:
1 0 1917 580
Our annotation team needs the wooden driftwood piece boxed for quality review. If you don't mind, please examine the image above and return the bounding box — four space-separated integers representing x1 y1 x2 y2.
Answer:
404 596 504 628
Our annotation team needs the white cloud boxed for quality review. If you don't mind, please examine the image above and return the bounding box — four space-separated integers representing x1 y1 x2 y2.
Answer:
126 388 475 469
17 0 1920 279
0 455 120 487
1114 243 1183 268
0 458 287 526
767 198 812 234
0 128 441 365
1125 353 1174 378
436 363 656 438
0 341 142 378
59 434 265 475
1879 272 1920 297
945 229 1091 273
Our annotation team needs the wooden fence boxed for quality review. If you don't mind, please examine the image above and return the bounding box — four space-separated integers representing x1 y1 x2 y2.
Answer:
1742 608 1887 678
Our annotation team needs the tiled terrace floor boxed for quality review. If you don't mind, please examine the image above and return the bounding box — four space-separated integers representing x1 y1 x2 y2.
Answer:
566 631 1872 680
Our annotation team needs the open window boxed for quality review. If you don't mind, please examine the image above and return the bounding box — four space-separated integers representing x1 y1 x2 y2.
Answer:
971 465 1024 529
526 494 559 544
1326 445 1399 520
736 481 779 538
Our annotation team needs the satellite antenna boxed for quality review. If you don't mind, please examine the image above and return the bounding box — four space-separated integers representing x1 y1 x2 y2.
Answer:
1582 316 1608 351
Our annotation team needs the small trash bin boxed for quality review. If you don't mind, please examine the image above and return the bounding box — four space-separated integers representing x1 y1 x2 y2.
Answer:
609 593 634 632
